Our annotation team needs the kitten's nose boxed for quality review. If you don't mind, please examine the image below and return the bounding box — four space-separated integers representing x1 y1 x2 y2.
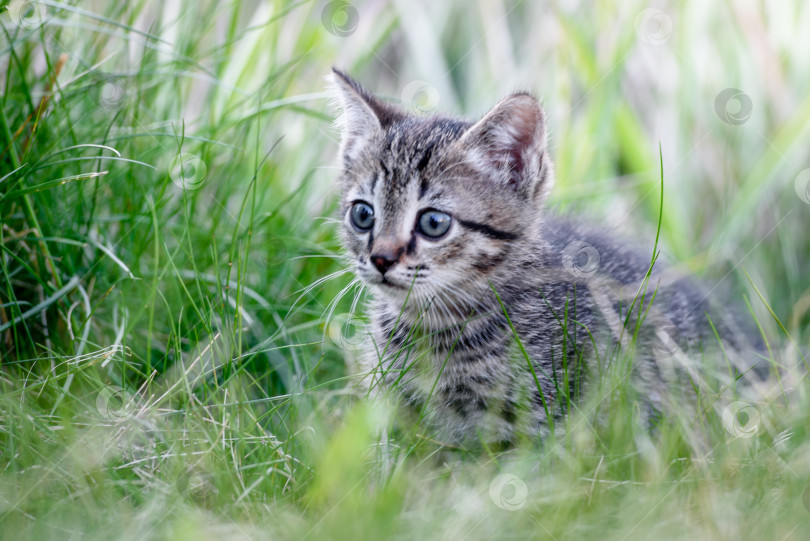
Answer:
370 253 398 275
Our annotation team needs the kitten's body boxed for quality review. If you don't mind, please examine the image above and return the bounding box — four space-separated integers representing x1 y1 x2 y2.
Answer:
330 70 765 445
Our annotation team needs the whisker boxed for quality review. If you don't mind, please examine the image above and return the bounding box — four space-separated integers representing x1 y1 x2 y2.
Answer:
289 253 346 261
284 267 353 320
292 267 352 297
349 281 366 317
323 278 362 330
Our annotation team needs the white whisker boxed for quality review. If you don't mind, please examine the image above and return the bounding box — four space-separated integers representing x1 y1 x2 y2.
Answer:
285 267 353 320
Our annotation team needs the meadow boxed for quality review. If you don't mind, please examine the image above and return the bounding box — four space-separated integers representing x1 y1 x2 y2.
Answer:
1 0 810 539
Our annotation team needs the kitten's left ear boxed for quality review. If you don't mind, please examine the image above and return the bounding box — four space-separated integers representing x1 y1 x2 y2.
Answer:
329 68 404 163
456 93 553 202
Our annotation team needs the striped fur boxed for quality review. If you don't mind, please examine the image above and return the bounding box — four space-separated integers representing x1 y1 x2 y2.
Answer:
330 69 768 445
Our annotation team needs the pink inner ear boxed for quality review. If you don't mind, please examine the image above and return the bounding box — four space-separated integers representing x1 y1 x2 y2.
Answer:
489 147 525 189
488 106 539 189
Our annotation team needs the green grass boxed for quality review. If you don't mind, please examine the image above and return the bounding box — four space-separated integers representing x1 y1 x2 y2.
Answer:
1 0 810 539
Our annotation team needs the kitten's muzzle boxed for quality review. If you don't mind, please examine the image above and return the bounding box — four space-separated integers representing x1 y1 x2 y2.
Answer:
370 252 398 275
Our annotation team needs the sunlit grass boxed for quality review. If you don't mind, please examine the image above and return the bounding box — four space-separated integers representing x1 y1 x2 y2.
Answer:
1 0 809 539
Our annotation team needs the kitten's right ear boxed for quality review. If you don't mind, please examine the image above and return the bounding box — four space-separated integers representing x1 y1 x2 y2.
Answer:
329 68 401 162
455 92 552 203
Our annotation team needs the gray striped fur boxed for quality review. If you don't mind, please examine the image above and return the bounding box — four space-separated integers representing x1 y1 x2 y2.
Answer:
330 69 768 445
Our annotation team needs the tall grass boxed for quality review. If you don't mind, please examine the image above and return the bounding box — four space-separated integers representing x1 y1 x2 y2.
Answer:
1 0 809 539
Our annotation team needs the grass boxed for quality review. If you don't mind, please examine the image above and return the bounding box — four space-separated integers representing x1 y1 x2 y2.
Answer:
1 0 810 539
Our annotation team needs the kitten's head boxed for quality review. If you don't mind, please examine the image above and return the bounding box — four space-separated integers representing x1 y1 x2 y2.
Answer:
330 69 554 306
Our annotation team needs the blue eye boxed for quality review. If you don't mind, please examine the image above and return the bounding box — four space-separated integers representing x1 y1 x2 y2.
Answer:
417 210 452 238
350 202 374 231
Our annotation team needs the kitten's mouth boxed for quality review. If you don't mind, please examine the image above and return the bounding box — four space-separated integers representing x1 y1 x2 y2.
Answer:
379 276 405 289
364 273 407 291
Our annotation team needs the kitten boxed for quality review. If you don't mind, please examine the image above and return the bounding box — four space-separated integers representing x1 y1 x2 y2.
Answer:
330 69 767 445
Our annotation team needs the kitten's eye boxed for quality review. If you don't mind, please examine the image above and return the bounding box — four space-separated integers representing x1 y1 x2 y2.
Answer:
350 202 375 231
417 210 452 239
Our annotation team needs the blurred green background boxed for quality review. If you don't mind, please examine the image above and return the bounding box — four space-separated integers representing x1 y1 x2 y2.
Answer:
1 0 809 539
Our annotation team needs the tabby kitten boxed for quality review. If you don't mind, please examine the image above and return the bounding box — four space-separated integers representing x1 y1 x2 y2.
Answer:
330 69 764 445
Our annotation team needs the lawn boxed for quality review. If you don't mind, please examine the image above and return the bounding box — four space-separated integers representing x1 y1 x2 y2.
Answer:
1 0 810 539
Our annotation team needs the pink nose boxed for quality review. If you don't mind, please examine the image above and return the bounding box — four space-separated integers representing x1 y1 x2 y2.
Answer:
371 253 397 275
